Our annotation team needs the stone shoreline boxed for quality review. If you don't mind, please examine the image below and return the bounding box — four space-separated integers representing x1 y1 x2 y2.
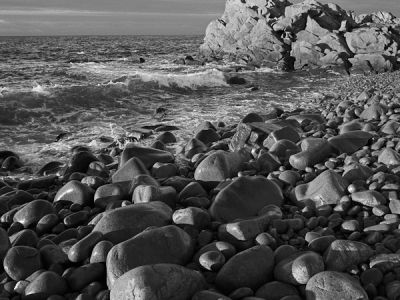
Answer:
1 71 400 299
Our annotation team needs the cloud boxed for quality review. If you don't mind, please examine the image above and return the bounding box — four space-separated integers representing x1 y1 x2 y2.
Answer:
0 19 8 23
0 8 219 17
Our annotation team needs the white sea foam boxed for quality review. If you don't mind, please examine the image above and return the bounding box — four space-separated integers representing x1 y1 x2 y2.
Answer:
32 83 51 95
136 69 228 89
0 87 10 97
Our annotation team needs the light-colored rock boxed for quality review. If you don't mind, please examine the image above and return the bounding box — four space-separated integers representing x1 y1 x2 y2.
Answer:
110 264 206 300
292 170 348 207
306 271 368 300
324 240 374 272
274 251 325 285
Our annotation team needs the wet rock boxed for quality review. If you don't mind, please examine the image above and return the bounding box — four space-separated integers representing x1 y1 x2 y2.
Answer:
36 213 59 234
194 150 251 182
54 180 94 206
94 183 127 209
289 138 333 170
210 176 283 222
93 201 172 243
13 199 54 228
306 271 368 300
110 264 206 299
24 271 68 298
68 231 103 263
215 245 274 293
156 131 177 144
10 228 38 247
119 144 174 169
269 140 301 162
111 157 150 183
324 240 374 272
106 225 194 287
129 174 160 194
2 155 23 171
133 185 177 208
3 246 42 280
292 170 348 207
65 151 98 175
90 240 114 263
184 138 208 159
195 128 220 146
17 175 58 190
263 126 300 149
151 162 178 178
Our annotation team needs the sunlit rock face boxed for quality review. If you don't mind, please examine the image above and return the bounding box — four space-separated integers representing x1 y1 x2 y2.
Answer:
200 0 400 73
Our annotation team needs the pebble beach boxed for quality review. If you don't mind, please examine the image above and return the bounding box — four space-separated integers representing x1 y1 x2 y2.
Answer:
1 68 400 300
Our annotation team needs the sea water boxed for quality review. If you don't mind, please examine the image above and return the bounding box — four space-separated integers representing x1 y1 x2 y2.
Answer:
0 35 343 171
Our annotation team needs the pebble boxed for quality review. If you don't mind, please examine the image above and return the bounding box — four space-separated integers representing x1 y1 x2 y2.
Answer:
199 250 226 271
90 240 114 263
24 271 68 297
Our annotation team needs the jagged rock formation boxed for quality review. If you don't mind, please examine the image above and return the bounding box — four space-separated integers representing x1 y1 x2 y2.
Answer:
199 0 400 73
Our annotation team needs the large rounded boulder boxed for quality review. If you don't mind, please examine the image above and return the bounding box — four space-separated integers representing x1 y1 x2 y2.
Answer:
106 225 194 287
210 176 283 223
93 201 172 243
194 150 251 182
110 264 206 300
215 245 275 293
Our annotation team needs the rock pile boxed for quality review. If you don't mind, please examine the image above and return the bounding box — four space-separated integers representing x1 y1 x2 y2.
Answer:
200 0 400 73
2 82 400 299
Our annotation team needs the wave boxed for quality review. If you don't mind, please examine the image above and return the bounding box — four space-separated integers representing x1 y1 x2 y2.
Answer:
32 83 51 95
134 69 228 89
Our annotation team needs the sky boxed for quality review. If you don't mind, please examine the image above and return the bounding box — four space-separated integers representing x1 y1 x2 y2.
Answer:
0 0 399 36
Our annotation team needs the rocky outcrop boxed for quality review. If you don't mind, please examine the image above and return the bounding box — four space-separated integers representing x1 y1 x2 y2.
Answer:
200 0 400 73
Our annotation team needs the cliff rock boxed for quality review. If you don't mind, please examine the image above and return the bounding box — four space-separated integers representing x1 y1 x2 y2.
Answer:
200 0 400 73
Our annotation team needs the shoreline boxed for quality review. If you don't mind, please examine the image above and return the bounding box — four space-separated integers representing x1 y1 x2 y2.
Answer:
1 69 400 299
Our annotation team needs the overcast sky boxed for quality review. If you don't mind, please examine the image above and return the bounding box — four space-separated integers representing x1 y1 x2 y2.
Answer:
0 0 399 36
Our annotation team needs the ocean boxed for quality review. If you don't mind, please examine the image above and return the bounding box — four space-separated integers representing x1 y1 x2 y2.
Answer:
0 35 343 172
